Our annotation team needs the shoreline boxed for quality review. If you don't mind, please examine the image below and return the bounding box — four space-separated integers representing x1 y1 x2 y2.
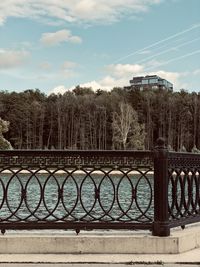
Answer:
0 169 154 175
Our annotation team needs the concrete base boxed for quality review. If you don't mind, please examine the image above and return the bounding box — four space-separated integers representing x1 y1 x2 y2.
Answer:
0 225 200 254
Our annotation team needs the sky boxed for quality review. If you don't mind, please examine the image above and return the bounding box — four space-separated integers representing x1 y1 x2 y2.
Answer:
0 0 200 94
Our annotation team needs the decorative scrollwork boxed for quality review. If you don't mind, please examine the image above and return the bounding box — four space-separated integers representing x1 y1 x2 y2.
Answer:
168 152 200 169
0 151 153 168
0 151 153 231
168 152 200 222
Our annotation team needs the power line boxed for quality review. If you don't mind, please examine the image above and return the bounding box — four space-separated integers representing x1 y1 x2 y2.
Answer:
137 36 200 65
144 49 200 72
113 23 200 63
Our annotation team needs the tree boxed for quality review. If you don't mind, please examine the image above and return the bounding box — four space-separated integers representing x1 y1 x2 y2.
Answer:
0 118 12 149
112 102 145 150
1 85 200 151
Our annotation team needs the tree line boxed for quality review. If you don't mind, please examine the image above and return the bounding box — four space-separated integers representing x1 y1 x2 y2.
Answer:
0 86 200 151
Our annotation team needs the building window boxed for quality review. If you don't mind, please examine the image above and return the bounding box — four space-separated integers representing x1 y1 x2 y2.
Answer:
149 78 158 84
142 79 148 85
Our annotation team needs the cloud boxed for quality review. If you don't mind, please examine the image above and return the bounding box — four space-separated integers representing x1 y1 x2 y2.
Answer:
193 69 200 75
102 63 145 89
50 81 109 95
39 61 52 70
50 61 187 94
51 85 70 95
50 76 129 95
107 62 187 89
100 76 129 89
37 60 79 82
80 80 110 90
107 64 144 78
84 70 185 91
60 60 78 78
0 0 163 26
94 68 187 91
148 70 186 89
51 81 102 95
0 49 29 69
40 29 82 46
109 64 187 89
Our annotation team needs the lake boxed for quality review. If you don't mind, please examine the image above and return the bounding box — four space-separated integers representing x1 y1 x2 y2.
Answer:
0 169 154 223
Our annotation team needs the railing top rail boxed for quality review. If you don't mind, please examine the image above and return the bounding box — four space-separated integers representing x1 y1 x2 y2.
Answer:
168 151 200 169
0 150 153 168
168 151 200 158
0 149 152 156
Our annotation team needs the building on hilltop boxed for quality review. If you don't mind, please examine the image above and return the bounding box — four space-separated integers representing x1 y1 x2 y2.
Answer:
125 75 173 91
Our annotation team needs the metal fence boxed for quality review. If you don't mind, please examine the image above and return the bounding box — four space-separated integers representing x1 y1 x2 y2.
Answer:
0 138 199 236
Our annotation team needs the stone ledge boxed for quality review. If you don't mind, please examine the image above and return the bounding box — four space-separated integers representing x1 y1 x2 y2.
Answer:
0 225 200 254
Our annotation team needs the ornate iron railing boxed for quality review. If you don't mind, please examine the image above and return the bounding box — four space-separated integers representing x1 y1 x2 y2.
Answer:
0 150 154 234
0 141 200 237
168 152 200 228
152 140 200 236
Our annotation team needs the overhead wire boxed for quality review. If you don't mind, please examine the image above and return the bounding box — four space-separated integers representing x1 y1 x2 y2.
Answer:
113 23 200 64
144 49 200 72
137 36 200 65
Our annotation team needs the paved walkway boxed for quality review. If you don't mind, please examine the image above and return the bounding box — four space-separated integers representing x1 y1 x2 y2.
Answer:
0 248 200 265
1 265 200 267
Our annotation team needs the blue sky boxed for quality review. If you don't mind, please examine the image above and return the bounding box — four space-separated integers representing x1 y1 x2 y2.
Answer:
0 0 200 94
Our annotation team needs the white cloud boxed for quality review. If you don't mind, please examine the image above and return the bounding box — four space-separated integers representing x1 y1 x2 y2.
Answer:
98 68 187 91
101 63 145 89
152 70 181 83
0 49 29 69
193 69 200 75
51 85 70 94
80 80 110 90
50 81 106 95
40 29 82 46
107 64 144 78
86 70 186 91
147 70 185 89
99 75 129 89
108 61 187 90
50 62 187 94
0 0 163 26
50 76 129 95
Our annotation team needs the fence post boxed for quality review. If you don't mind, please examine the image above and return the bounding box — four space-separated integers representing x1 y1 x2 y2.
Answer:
153 137 170 237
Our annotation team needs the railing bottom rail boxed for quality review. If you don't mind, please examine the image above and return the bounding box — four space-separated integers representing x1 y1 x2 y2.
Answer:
0 222 152 234
169 216 200 229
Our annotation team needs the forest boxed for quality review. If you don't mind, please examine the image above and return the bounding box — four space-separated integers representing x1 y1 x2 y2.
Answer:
0 86 200 152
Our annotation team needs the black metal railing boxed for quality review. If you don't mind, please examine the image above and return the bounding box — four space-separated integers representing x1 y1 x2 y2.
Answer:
0 139 200 236
168 151 200 228
0 150 154 234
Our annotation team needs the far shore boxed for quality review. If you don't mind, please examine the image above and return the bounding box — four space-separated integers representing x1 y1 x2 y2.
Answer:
0 169 154 175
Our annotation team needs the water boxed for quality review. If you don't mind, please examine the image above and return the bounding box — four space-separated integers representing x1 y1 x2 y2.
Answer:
0 169 154 223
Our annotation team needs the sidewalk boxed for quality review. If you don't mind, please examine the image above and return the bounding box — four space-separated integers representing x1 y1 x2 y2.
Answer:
0 249 200 265
0 224 200 264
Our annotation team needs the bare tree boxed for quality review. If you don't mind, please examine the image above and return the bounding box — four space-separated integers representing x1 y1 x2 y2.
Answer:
112 102 145 150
